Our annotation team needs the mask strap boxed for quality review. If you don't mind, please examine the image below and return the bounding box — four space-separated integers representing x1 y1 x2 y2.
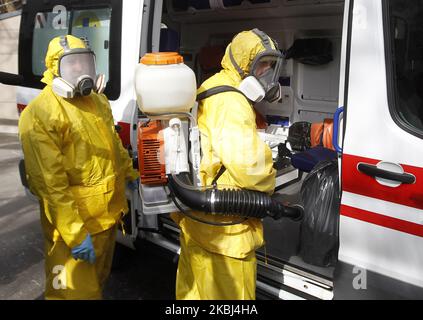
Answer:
249 29 282 78
252 28 272 50
251 28 280 51
79 36 91 49
229 44 246 79
60 36 91 52
59 35 71 52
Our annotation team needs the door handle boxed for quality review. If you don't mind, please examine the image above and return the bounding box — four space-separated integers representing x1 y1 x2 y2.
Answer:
357 163 416 184
332 107 344 153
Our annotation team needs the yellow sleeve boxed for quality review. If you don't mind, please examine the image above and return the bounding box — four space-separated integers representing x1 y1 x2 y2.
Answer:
18 110 88 248
207 94 276 194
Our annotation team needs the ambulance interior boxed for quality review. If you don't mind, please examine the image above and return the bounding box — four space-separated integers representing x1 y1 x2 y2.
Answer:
147 0 345 292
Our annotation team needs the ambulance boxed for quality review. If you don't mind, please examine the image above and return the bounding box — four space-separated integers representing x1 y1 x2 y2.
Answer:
1 0 422 300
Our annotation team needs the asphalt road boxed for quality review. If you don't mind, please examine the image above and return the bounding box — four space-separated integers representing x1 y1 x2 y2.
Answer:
0 132 177 300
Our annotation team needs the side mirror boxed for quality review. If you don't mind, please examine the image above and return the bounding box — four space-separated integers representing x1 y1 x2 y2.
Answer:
0 72 24 86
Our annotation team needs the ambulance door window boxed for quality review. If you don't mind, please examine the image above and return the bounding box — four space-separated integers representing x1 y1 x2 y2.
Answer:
388 0 423 136
31 8 112 81
71 8 112 83
20 1 121 99
32 11 70 76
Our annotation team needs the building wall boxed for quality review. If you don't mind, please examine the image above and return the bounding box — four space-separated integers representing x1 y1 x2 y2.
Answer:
0 13 20 126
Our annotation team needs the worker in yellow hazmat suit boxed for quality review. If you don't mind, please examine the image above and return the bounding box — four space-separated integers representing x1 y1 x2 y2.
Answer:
18 35 139 300
172 29 282 299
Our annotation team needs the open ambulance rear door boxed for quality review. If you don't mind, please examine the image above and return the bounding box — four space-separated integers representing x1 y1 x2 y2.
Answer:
335 0 423 299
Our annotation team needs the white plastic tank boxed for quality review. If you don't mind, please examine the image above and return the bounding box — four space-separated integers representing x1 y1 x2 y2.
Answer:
134 52 197 114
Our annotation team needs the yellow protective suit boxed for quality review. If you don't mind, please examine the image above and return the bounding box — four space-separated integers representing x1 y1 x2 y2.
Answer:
171 30 276 300
18 35 138 300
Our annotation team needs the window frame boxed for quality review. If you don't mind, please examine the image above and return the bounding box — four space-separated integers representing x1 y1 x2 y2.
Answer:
383 0 423 139
19 0 122 101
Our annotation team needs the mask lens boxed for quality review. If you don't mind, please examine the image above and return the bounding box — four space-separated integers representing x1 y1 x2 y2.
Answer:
253 56 281 87
251 53 283 103
257 67 274 86
59 52 97 88
253 60 274 78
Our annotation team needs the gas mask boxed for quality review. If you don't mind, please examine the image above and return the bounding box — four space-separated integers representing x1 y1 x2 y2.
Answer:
52 36 106 98
231 29 283 103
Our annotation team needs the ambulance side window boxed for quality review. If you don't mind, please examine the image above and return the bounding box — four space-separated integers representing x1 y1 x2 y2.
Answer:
387 0 423 136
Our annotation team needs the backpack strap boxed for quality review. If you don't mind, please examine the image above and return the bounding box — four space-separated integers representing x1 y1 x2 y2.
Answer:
212 165 226 186
196 85 248 101
196 85 248 186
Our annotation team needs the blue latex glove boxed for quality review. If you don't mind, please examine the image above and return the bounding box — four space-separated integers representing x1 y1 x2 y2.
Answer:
71 234 96 264
127 178 139 191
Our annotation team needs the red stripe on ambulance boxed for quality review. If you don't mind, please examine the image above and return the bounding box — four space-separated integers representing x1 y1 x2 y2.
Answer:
17 104 27 115
342 154 423 210
340 204 423 238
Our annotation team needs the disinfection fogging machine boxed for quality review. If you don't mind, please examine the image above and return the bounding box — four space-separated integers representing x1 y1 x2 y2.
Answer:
134 52 303 222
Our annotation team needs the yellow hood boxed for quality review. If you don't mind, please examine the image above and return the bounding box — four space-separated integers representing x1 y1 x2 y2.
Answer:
41 35 87 86
221 29 278 84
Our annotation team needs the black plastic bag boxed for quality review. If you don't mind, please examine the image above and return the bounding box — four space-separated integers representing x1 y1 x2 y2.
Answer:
299 160 340 267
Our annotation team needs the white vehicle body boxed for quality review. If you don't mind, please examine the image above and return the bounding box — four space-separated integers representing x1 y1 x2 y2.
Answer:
7 0 423 299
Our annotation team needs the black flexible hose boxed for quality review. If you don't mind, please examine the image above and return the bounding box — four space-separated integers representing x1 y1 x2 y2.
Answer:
170 192 247 226
168 174 303 221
